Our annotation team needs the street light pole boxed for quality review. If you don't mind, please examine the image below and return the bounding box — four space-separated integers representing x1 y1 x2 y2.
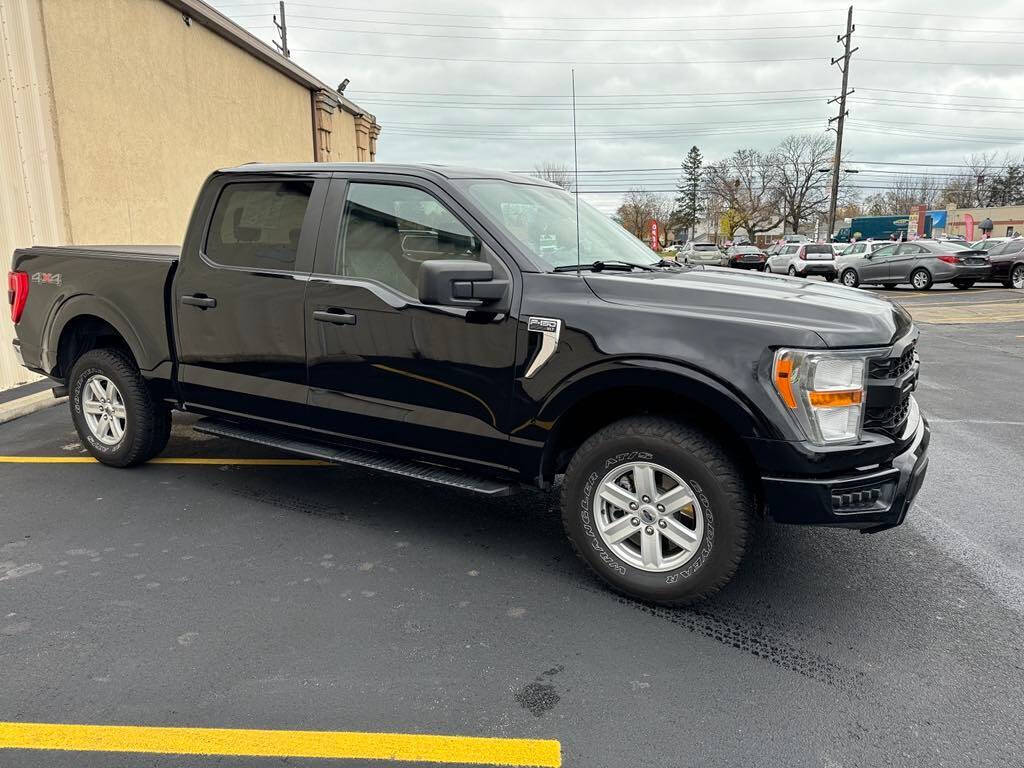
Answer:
827 6 857 240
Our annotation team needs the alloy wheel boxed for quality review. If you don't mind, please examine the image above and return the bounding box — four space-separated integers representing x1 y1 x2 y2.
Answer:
842 270 857 287
1013 265 1024 289
593 461 704 573
82 374 127 445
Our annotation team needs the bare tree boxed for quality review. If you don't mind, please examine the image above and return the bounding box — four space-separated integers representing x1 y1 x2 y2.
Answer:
705 149 783 240
614 189 674 246
533 162 575 192
863 175 941 214
771 134 834 234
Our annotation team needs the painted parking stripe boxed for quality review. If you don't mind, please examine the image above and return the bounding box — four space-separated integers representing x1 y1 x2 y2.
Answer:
0 722 561 767
0 456 330 465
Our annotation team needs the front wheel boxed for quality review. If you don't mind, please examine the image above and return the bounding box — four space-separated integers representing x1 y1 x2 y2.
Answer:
561 416 752 605
69 348 171 467
841 269 860 288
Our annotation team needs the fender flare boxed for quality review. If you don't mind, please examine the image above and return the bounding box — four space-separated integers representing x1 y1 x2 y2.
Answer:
533 358 778 479
44 294 150 375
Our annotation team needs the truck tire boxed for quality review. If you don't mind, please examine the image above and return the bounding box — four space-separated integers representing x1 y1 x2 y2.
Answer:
561 415 752 605
69 348 170 467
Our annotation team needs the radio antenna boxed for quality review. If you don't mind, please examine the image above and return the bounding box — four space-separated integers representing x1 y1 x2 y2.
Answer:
571 68 581 273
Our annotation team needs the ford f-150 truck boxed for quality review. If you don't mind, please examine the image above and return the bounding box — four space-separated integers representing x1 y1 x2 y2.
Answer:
7 163 930 604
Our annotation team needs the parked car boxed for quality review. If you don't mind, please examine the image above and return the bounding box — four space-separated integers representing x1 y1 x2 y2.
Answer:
677 241 727 267
765 243 837 280
837 241 900 287
837 239 989 290
982 238 1024 288
971 237 1014 253
724 245 766 270
782 234 810 244
8 162 930 605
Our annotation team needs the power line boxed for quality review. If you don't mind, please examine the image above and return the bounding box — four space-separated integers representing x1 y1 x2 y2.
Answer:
347 88 836 99
859 7 1024 22
290 48 1024 67
275 13 841 33
222 2 846 20
290 49 830 65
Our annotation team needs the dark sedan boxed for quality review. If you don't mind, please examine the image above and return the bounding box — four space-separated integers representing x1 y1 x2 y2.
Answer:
724 245 767 270
983 238 1024 288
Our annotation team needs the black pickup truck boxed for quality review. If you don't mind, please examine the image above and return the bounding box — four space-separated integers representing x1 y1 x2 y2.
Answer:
8 163 929 603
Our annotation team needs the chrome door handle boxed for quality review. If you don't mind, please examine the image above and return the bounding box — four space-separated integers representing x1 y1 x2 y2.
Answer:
313 309 356 325
181 295 216 309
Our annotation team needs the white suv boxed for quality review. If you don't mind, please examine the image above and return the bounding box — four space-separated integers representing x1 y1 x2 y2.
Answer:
766 243 837 280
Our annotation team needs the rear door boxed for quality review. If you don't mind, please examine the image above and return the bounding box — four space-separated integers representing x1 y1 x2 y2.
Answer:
173 173 329 424
303 176 519 471
892 243 927 282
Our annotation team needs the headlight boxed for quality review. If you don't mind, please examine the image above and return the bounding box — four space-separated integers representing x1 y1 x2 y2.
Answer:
771 349 868 445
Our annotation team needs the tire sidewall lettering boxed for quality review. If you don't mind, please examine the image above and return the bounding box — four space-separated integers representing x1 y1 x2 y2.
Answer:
72 365 124 455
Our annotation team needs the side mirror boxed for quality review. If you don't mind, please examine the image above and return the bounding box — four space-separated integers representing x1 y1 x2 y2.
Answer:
419 259 510 312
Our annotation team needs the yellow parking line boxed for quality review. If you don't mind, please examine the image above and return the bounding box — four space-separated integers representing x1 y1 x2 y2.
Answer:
0 722 561 767
0 456 330 465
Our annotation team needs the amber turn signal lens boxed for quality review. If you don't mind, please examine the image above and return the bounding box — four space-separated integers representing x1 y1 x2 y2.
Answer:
774 356 797 409
808 389 863 408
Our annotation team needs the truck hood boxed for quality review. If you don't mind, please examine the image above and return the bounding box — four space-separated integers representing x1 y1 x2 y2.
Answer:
584 266 912 348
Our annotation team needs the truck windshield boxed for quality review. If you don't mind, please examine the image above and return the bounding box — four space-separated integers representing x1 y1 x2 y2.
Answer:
457 180 660 270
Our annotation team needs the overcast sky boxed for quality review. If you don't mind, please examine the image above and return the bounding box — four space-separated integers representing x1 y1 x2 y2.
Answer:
212 0 1024 215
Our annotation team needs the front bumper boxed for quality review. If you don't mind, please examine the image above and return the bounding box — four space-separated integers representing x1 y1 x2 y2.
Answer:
758 413 930 531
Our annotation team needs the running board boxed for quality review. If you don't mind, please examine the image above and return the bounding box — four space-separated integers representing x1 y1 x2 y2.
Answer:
193 418 514 497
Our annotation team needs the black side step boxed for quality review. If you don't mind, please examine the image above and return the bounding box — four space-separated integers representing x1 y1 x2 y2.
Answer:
193 418 514 497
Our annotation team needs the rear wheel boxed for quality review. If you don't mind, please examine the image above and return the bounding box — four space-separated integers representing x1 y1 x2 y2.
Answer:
910 268 933 290
788 266 797 276
69 348 170 467
1008 264 1024 289
841 269 860 288
882 283 897 290
825 274 836 283
953 280 975 290
561 415 752 605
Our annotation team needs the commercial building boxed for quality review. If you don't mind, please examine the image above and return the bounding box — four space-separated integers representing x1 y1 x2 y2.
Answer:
1 0 381 389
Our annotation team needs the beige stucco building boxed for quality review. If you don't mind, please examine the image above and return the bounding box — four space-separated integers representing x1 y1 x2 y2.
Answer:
1 0 380 389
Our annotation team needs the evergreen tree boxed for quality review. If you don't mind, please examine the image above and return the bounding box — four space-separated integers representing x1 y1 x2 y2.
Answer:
675 146 704 240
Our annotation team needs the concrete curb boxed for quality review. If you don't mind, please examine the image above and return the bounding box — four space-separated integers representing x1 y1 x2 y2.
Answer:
0 390 66 425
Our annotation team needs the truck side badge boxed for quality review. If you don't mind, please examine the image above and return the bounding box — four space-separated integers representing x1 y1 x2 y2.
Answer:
525 317 562 379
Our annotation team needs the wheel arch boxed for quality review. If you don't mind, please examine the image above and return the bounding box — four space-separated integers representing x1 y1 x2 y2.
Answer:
537 360 774 487
46 296 147 382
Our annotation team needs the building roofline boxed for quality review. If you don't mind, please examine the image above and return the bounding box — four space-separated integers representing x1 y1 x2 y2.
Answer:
161 0 375 122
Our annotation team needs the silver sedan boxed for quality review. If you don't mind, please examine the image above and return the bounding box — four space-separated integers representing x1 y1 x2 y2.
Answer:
836 239 990 290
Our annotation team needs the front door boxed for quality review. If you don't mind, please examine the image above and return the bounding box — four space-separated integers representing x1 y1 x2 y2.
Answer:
304 178 519 472
861 243 896 282
173 174 328 425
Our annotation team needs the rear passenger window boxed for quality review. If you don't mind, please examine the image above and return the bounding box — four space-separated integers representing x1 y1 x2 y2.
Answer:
332 183 481 297
205 181 313 270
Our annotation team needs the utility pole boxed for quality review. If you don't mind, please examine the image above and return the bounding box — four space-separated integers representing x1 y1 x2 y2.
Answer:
827 5 857 239
273 1 290 58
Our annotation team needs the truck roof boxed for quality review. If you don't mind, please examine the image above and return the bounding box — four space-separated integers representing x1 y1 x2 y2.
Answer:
222 163 557 187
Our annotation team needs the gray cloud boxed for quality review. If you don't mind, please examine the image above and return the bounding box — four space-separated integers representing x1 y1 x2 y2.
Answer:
215 0 1024 214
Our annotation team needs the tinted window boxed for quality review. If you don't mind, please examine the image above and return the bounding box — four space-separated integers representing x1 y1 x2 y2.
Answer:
205 181 313 270
873 244 897 256
897 244 926 254
996 240 1024 255
334 183 480 297
805 244 833 254
694 244 720 251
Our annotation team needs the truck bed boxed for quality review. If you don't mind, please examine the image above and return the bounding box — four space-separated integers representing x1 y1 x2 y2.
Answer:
11 244 180 380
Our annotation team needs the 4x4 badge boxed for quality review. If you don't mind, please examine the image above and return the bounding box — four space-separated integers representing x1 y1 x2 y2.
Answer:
525 317 562 379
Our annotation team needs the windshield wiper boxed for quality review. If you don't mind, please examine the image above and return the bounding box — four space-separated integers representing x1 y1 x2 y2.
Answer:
553 260 657 273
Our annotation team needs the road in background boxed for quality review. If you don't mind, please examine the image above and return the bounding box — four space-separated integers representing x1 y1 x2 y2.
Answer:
1 285 1022 767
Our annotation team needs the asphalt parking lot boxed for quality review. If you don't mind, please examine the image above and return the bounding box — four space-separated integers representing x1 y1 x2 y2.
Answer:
2 284 1023 767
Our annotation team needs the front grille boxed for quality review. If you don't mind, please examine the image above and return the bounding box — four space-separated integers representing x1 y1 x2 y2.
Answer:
864 394 912 438
869 343 916 379
865 340 917 439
